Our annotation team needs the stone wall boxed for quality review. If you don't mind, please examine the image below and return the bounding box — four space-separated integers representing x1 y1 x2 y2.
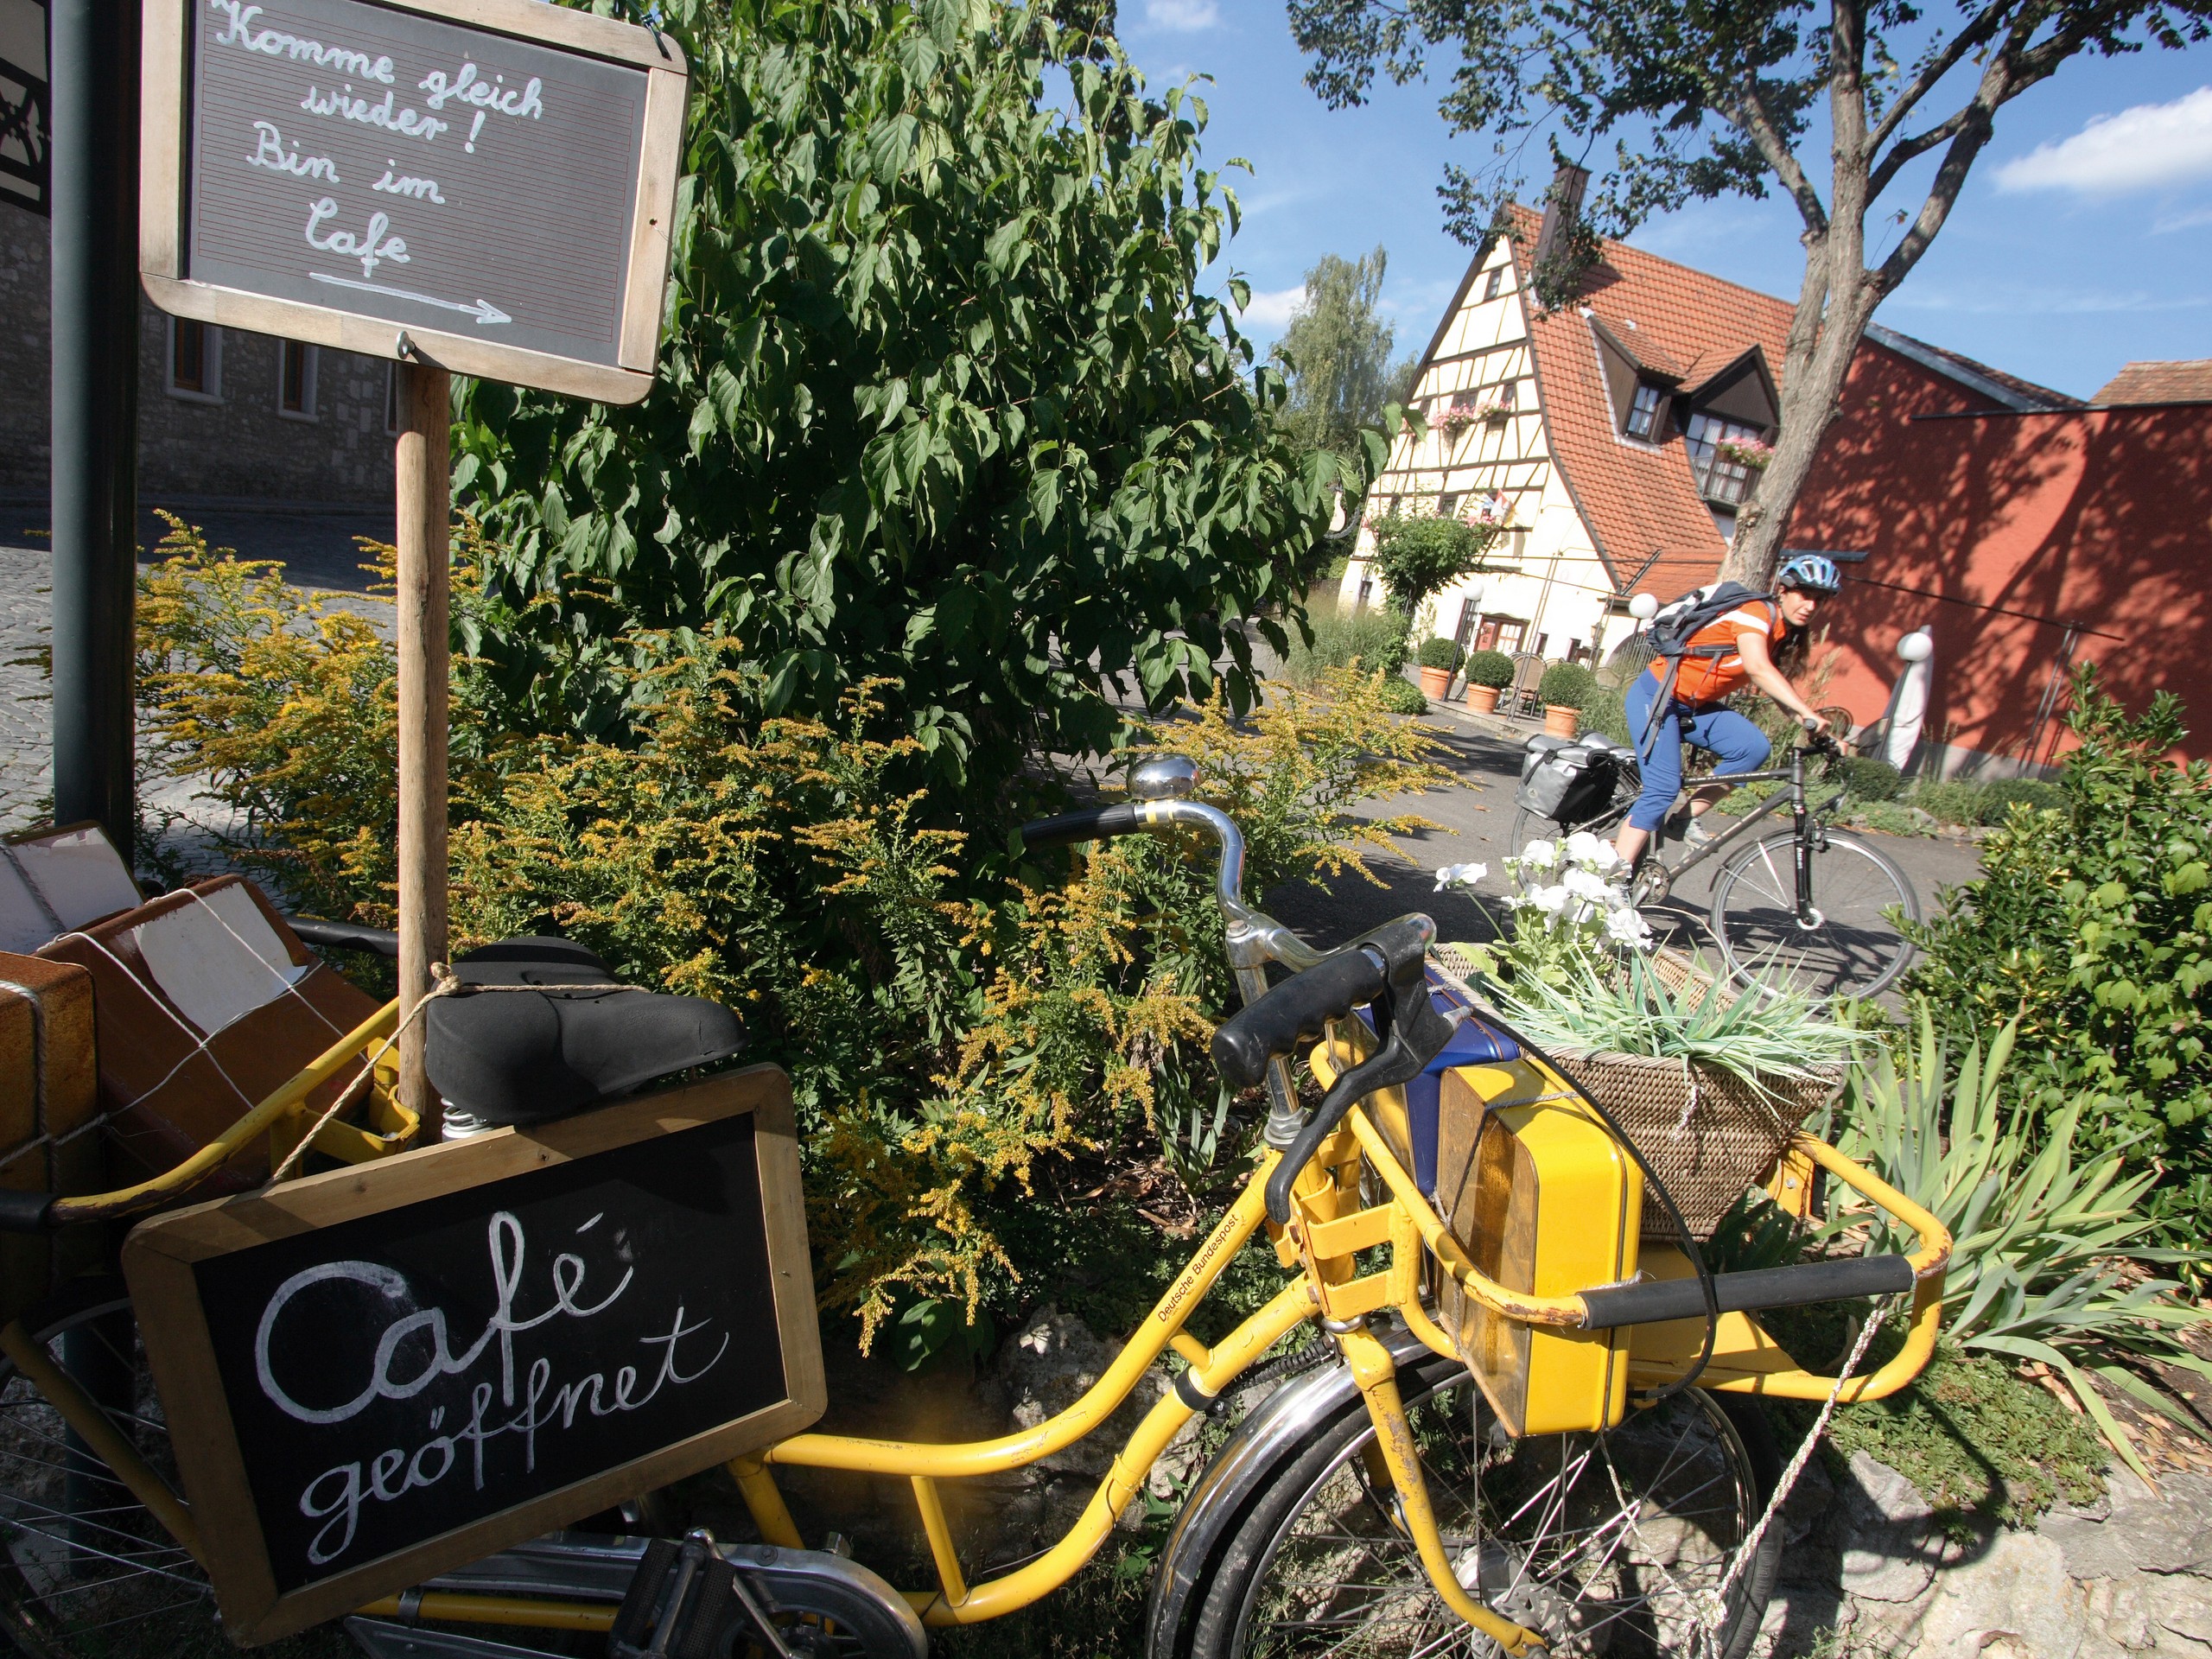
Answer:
0 199 394 504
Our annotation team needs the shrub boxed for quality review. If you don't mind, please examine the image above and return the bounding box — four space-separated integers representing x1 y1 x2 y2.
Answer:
1536 661 1598 710
1463 647 1514 689
1368 512 1498 623
1280 598 1410 683
1415 636 1462 671
1378 676 1427 715
1905 664 2212 1239
1836 754 1904 802
1906 775 2065 827
450 0 1384 797
1581 684 1631 747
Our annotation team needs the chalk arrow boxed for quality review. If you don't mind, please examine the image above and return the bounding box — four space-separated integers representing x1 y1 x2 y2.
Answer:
311 271 512 326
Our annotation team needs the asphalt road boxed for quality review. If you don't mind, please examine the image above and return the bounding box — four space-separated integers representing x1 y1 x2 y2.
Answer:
1257 695 1986 962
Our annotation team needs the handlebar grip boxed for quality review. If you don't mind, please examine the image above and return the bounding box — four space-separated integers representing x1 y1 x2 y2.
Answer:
1579 1254 1916 1330
0 1191 56 1234
286 917 402 957
1019 803 1143 851
1211 944 1389 1090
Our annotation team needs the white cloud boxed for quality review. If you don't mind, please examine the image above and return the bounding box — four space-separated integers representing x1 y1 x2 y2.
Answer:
1994 86 2212 195
1237 284 1306 332
1142 0 1218 30
2155 204 2212 234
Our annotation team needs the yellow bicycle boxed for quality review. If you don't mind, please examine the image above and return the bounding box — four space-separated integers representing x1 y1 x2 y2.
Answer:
0 756 1948 1659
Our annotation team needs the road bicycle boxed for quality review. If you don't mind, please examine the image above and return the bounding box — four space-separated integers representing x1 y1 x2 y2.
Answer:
0 755 1948 1659
1508 730 1922 1001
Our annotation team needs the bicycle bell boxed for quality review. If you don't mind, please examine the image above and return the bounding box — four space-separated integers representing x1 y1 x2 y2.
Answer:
1129 754 1198 801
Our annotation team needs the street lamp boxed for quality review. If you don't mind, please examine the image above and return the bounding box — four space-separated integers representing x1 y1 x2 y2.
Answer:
1886 629 1935 771
1629 593 1659 621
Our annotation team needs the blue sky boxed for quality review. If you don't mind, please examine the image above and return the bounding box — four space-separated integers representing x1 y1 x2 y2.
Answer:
1114 0 2212 400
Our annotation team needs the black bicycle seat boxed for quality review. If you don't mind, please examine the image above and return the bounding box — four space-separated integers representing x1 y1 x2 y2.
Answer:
424 938 747 1126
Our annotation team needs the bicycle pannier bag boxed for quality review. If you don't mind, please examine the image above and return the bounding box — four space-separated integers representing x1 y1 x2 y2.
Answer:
1515 743 1619 826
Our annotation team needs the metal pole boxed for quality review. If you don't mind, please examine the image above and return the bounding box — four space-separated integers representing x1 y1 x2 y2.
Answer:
47 0 140 858
394 360 449 1134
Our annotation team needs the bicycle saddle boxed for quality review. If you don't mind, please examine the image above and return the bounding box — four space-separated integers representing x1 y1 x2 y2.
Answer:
423 938 747 1126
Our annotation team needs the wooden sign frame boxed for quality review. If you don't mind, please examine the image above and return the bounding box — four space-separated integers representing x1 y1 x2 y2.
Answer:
120 1066 823 1645
137 0 688 404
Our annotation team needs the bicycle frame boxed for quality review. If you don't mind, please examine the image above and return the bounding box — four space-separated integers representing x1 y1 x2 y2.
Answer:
0 791 1951 1656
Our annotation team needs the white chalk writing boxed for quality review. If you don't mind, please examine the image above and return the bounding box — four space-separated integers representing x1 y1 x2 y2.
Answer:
372 162 444 203
296 82 449 143
303 196 407 278
247 120 338 182
207 0 395 82
417 62 543 120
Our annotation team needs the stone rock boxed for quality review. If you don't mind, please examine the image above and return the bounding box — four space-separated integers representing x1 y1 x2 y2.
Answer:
995 1305 1164 1479
2045 1470 2212 1585
1904 1529 2133 1659
1838 1452 1946 1605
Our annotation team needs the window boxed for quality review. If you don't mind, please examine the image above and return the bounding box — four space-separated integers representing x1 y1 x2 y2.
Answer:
1625 383 1663 440
1483 266 1503 302
1439 493 1461 520
167 319 220 401
1685 411 1765 505
278 340 318 420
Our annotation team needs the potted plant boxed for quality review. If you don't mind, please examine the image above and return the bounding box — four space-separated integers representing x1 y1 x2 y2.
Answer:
1435 842 1861 1239
1463 647 1514 714
1416 635 1463 699
1438 406 1478 439
1537 661 1599 738
1716 435 1775 469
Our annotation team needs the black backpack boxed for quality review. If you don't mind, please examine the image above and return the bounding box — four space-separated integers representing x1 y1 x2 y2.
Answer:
1635 582 1774 757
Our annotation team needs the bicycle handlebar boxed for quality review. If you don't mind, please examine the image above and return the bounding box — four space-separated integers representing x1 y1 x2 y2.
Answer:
1579 1252 1916 1328
1018 804 1143 850
1211 944 1389 1090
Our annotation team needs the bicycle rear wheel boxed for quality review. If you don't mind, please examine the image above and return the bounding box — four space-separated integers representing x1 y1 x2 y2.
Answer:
1182 1350 1782 1659
1709 830 1919 1000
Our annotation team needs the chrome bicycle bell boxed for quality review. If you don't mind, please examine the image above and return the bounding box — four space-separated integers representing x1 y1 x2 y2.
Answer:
1129 755 1198 801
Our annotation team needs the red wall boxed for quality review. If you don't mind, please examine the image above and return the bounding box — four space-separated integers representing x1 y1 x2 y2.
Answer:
1787 345 2212 769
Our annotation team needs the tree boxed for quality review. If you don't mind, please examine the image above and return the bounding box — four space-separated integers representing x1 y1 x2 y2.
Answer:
1271 246 1420 455
1287 0 2211 587
1370 511 1501 627
453 0 1389 805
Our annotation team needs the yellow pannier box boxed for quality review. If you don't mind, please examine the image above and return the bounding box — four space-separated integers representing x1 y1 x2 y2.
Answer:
1433 1060 1641 1436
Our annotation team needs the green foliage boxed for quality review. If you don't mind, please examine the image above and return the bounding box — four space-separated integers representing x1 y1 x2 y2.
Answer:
1580 683 1630 746
1268 245 1418 457
1908 775 2066 827
1837 755 1904 802
1535 660 1598 711
1377 676 1427 715
1906 667 2212 1209
1278 596 1410 684
1463 647 1514 689
1835 998 2212 1478
1367 512 1497 626
1415 635 1462 671
452 0 1388 796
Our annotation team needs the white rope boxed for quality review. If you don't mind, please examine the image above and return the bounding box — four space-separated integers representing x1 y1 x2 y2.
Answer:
1692 1291 1898 1658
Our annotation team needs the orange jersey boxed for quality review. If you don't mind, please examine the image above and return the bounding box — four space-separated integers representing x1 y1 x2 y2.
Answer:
1647 598 1785 704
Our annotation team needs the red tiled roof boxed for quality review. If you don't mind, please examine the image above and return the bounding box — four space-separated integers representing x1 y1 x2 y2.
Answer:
1502 205 1794 601
2094 360 2212 405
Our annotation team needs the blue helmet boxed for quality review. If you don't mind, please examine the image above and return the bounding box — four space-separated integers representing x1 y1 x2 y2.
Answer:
1778 554 1841 594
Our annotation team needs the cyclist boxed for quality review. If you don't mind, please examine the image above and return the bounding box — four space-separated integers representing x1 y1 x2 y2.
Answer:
1613 554 1842 870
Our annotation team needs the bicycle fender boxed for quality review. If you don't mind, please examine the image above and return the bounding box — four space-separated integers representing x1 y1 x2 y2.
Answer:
1143 1324 1435 1659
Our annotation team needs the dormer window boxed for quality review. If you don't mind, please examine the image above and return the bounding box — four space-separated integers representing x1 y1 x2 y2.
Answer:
1625 383 1663 440
1686 412 1769 505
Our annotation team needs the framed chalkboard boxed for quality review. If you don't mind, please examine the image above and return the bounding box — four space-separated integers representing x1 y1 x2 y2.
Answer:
120 1067 822 1644
137 0 687 402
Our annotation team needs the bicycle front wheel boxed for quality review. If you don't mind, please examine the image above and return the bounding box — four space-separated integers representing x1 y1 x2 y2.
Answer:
1709 829 1920 1000
1183 1350 1781 1659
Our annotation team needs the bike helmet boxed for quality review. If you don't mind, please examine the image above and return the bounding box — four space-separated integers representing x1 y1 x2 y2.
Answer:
1778 553 1841 594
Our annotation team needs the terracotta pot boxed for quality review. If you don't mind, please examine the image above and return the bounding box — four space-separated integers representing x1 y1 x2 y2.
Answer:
1543 704 1581 738
1465 683 1502 715
1419 665 1454 699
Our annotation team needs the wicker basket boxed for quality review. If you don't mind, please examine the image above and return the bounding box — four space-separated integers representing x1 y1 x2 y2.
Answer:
1548 1047 1842 1238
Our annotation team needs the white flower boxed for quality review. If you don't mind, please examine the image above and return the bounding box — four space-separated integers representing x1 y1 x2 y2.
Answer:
1605 907 1656 948
1433 861 1489 891
1518 840 1559 872
1563 830 1605 864
1599 881 1632 911
1529 883 1573 917
1561 867 1611 903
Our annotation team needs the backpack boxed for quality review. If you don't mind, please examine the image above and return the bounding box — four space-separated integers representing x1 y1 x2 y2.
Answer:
1647 582 1773 660
1634 581 1773 759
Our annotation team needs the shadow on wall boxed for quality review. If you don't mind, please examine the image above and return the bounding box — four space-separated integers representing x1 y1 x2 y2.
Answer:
1789 349 2211 769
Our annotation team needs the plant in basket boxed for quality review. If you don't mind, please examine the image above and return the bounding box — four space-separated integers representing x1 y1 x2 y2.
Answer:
1437 835 1863 1236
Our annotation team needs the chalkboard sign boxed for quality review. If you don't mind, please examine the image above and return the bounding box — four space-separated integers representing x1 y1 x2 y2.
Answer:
121 1068 821 1644
138 0 687 402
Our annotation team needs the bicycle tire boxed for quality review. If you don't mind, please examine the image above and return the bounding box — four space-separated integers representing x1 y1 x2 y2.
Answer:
0 1278 272 1659
1709 829 1920 1000
1181 1348 1782 1659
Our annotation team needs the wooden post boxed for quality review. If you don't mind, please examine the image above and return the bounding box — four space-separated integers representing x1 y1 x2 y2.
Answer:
394 360 451 1135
